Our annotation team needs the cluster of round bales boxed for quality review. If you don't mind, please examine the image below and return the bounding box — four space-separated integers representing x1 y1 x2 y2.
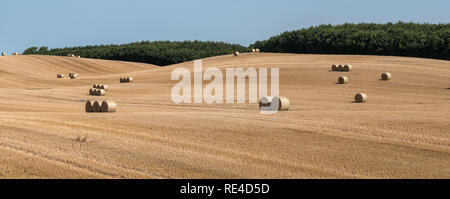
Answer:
2 52 19 56
67 54 81 58
89 84 108 96
85 100 116 113
56 73 78 79
234 48 260 57
332 64 392 103
120 77 134 83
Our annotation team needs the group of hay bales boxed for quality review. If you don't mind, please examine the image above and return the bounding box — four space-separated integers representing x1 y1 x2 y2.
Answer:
120 77 133 83
85 100 116 113
251 48 260 53
332 64 352 72
57 73 78 79
258 96 290 111
1 52 19 56
89 84 108 96
331 64 392 103
234 49 261 56
67 54 81 58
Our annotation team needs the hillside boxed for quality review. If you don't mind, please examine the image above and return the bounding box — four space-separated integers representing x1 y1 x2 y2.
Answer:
0 53 449 178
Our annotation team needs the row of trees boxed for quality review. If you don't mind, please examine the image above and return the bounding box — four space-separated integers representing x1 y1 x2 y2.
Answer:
23 22 449 64
251 22 450 60
23 41 249 66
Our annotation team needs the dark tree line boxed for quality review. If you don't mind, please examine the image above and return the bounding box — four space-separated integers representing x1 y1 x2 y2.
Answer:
251 22 450 60
23 41 249 66
23 22 450 65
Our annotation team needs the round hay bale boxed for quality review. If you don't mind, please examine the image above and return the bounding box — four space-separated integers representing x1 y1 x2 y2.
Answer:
120 77 124 83
259 96 274 109
100 84 108 91
251 49 256 53
332 64 338 71
93 84 99 88
381 72 392 80
343 64 352 72
234 52 239 56
85 101 95 112
127 77 134 82
97 89 106 96
256 49 260 53
1 52 6 56
57 74 64 78
89 88 95 95
274 96 290 111
69 73 78 79
101 100 117 113
337 64 344 71
355 93 367 103
338 76 348 84
93 101 102 112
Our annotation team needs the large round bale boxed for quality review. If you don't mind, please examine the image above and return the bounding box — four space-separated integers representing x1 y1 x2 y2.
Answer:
338 76 348 84
85 101 95 112
1 52 6 56
93 84 99 89
234 52 239 56
259 96 274 109
100 84 108 91
256 49 260 53
343 64 352 72
101 100 117 113
337 64 344 71
89 88 95 95
127 77 134 82
120 77 124 83
251 49 256 53
274 96 290 111
57 74 64 78
332 64 338 71
355 93 368 103
381 72 392 80
93 101 102 112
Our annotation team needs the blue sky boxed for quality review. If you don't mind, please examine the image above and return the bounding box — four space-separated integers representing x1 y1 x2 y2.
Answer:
0 0 448 54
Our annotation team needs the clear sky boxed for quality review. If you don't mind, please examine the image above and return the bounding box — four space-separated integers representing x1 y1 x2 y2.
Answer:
1 0 448 54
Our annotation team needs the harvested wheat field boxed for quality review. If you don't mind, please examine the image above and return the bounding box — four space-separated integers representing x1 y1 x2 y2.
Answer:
0 53 449 179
